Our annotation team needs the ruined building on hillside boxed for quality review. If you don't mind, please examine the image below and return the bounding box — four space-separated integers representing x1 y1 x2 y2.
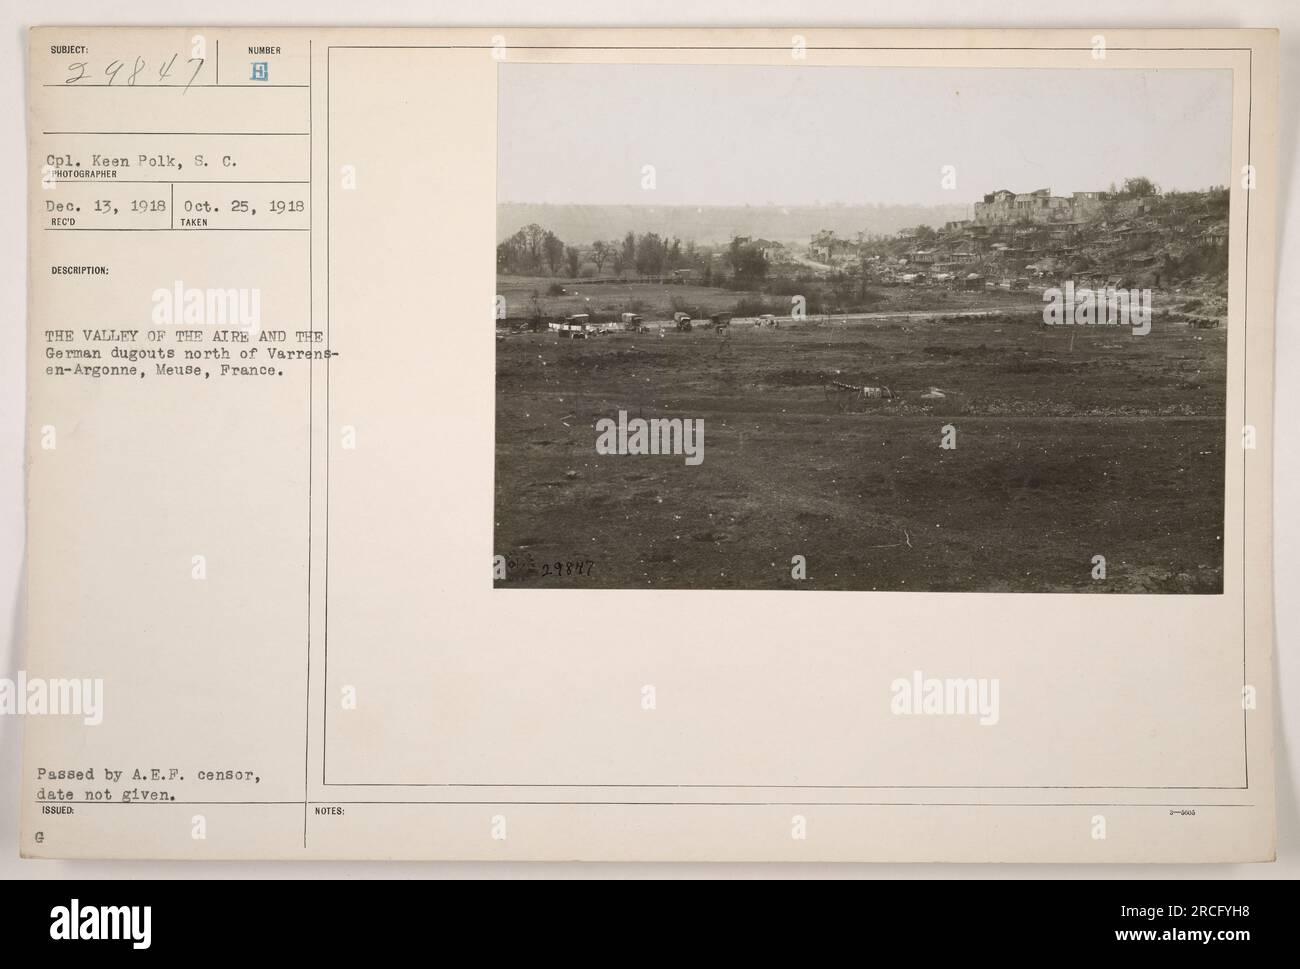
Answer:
973 188 1122 225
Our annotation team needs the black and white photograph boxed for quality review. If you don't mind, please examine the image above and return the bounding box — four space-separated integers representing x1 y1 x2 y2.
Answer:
495 64 1233 592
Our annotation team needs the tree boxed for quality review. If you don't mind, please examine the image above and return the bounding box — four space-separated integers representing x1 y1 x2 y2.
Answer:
727 236 768 288
523 223 545 268
635 232 667 275
1122 176 1159 198
856 258 873 300
590 240 611 273
621 231 636 273
497 223 557 275
543 231 565 275
565 246 580 278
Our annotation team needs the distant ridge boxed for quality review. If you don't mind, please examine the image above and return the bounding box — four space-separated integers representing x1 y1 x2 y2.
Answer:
497 202 975 246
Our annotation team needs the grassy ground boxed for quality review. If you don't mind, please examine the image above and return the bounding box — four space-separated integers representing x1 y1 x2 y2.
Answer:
496 274 1036 322
494 305 1226 592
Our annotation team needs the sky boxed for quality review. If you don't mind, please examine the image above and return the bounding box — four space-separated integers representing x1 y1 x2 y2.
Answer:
498 64 1233 207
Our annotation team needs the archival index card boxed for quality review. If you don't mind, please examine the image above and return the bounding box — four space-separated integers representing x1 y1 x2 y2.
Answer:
21 27 1277 861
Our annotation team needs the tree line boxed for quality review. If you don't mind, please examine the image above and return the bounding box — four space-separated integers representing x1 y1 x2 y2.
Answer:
497 225 771 286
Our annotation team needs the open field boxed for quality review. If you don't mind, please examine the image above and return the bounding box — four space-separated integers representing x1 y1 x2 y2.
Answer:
495 306 1226 592
495 274 1038 324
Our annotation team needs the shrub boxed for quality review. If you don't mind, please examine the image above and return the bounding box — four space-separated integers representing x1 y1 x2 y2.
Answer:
732 296 780 316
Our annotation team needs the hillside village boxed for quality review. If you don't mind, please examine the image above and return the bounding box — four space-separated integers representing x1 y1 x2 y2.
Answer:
797 183 1230 322
497 181 1230 327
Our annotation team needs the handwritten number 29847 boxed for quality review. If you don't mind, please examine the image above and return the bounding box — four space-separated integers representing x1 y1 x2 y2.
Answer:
65 54 205 92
